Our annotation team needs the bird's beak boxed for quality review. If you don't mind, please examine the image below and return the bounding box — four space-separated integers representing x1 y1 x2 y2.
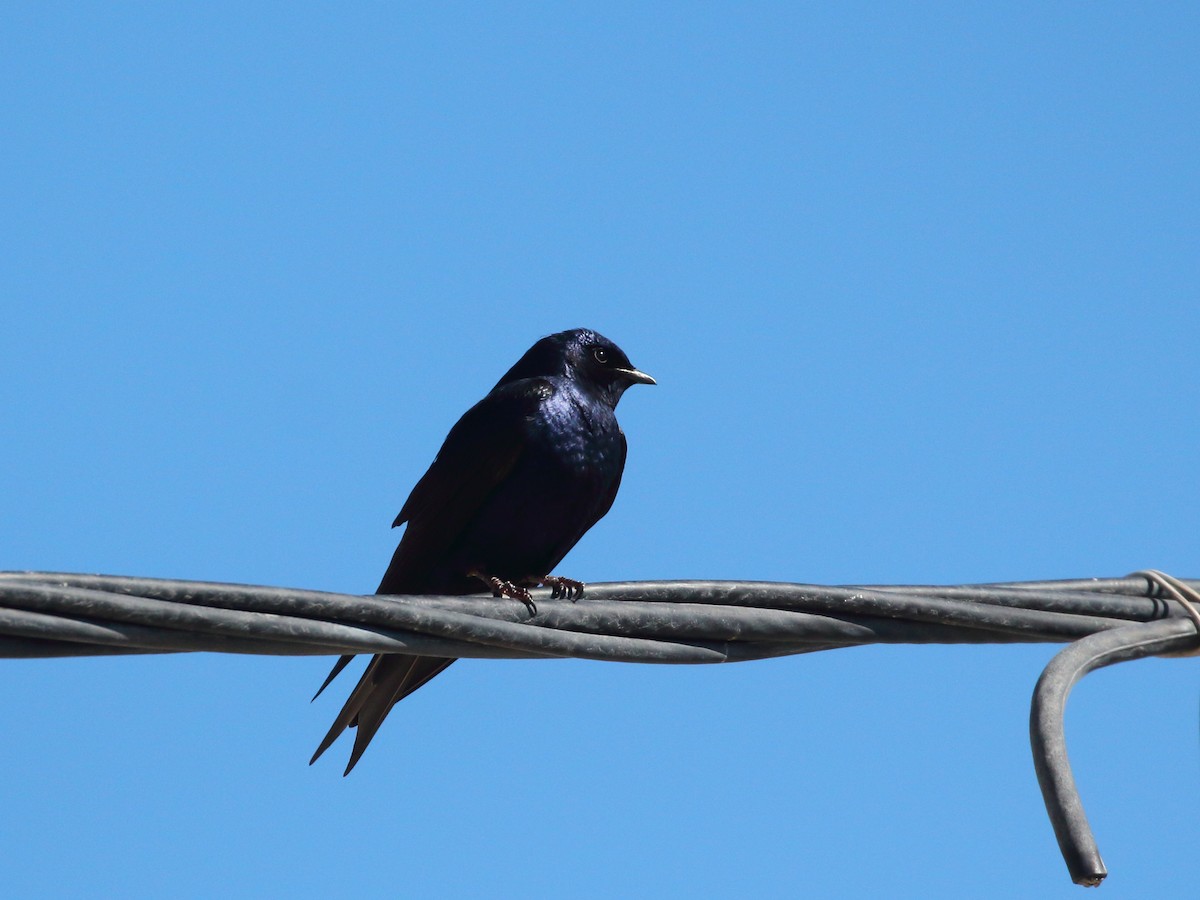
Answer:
616 367 656 386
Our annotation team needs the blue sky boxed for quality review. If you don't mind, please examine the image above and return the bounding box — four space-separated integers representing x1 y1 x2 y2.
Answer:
2 4 1197 897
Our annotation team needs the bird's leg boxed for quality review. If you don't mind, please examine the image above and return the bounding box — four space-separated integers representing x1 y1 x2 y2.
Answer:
540 575 585 601
469 571 537 615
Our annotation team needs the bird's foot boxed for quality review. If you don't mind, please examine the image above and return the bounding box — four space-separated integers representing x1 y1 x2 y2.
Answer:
541 575 585 601
472 573 538 615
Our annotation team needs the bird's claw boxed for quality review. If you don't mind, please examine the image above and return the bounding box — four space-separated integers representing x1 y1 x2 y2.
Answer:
541 575 585 601
475 574 538 615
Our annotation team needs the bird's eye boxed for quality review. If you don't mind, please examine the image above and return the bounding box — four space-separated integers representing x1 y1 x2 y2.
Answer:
592 347 609 364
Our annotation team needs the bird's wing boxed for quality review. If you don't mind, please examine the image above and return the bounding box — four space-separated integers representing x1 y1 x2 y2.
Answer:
312 378 555 773
380 377 556 589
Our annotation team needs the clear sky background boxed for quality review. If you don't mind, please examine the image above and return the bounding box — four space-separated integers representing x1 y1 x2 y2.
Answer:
2 4 1197 898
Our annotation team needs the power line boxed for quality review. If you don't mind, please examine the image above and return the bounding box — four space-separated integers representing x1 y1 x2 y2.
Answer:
2 569 1196 886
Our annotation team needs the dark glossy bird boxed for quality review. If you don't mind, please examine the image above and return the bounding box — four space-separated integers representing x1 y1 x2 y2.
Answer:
311 328 654 774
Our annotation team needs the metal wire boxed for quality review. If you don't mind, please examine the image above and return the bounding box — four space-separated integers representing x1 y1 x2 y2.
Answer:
1 569 1196 886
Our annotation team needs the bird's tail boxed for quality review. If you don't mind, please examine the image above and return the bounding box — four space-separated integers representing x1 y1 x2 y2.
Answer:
309 654 456 775
310 654 355 701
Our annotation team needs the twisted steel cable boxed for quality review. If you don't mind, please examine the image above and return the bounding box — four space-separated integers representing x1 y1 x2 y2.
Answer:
1 569 1196 886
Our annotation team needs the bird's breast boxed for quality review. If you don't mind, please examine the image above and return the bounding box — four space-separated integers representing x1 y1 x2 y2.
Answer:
529 388 623 480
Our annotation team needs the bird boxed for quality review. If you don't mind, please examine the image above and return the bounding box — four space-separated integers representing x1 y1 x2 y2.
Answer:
310 328 655 774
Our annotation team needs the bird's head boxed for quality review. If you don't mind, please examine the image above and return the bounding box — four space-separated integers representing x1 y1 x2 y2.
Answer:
496 328 655 407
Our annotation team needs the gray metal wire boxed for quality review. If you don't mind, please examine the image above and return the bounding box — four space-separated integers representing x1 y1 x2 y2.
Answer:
1 569 1196 887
